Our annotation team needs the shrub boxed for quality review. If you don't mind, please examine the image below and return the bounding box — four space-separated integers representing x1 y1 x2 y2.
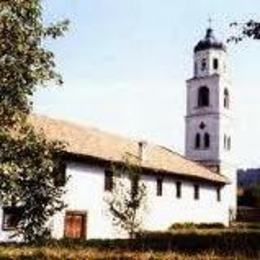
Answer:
169 222 225 230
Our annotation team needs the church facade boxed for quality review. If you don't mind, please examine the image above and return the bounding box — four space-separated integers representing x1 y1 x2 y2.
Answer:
0 28 236 241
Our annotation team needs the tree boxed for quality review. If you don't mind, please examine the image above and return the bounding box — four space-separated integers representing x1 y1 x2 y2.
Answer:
228 20 260 43
105 160 147 239
0 0 69 242
239 183 260 208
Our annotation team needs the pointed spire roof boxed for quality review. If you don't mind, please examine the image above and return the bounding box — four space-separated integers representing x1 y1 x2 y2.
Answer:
194 27 226 53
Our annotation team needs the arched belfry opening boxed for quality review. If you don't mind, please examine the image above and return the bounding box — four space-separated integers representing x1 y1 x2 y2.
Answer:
198 86 209 107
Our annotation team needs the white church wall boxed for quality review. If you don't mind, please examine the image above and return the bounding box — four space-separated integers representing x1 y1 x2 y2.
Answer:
142 175 229 231
51 162 122 240
0 161 229 242
49 162 229 240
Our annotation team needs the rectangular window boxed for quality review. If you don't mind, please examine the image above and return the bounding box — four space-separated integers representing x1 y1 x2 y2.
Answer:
131 176 139 198
156 178 163 196
2 206 22 231
213 58 218 70
194 184 200 200
217 187 221 202
176 181 182 198
54 162 66 186
104 169 113 191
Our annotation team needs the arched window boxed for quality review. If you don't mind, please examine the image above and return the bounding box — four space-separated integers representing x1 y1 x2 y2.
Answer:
204 133 210 149
224 88 229 109
198 86 210 107
201 59 206 71
195 133 201 149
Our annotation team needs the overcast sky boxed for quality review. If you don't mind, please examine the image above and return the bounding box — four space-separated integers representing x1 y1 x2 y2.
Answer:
34 0 260 168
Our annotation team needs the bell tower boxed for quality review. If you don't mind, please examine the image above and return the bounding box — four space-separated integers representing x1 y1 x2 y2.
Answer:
185 27 237 217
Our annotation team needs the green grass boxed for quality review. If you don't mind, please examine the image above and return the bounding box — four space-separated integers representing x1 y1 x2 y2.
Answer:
0 245 257 260
0 224 259 259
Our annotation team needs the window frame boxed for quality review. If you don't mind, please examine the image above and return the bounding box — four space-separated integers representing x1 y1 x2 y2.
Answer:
224 88 230 109
156 178 163 196
204 133 210 149
2 206 23 231
176 181 182 199
195 133 201 149
227 137 231 151
104 169 113 191
198 86 210 107
201 58 207 71
217 187 221 202
213 58 219 70
54 161 66 186
194 184 200 200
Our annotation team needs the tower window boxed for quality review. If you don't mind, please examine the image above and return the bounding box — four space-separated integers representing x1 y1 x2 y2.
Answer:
224 88 230 109
213 58 218 70
199 122 206 130
195 133 201 149
194 62 198 77
227 137 231 151
204 133 210 149
198 86 209 107
201 59 206 71
194 184 200 200
224 135 231 151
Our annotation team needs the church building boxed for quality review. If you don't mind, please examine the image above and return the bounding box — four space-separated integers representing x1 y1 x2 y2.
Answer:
0 27 236 241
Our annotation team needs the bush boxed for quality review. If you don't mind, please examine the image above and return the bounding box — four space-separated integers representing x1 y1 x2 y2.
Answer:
169 222 225 230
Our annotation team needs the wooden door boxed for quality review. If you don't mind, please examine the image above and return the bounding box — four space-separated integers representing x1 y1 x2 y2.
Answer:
64 211 87 239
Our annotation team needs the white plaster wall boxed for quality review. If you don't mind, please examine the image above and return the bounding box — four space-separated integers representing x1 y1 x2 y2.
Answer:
142 175 229 231
0 162 230 241
49 163 229 240
220 163 237 218
51 162 124 240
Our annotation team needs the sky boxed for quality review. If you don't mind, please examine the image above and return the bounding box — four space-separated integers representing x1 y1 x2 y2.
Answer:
34 0 260 169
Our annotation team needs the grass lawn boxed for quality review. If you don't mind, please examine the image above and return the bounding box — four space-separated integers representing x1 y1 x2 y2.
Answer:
0 245 258 260
0 223 259 259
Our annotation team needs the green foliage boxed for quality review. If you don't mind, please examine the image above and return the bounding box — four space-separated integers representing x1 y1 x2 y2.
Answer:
0 0 69 242
239 183 260 208
228 20 260 43
105 160 147 239
169 222 225 230
0 0 69 126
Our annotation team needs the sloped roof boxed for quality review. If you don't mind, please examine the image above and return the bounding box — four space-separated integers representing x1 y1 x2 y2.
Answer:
31 115 228 184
